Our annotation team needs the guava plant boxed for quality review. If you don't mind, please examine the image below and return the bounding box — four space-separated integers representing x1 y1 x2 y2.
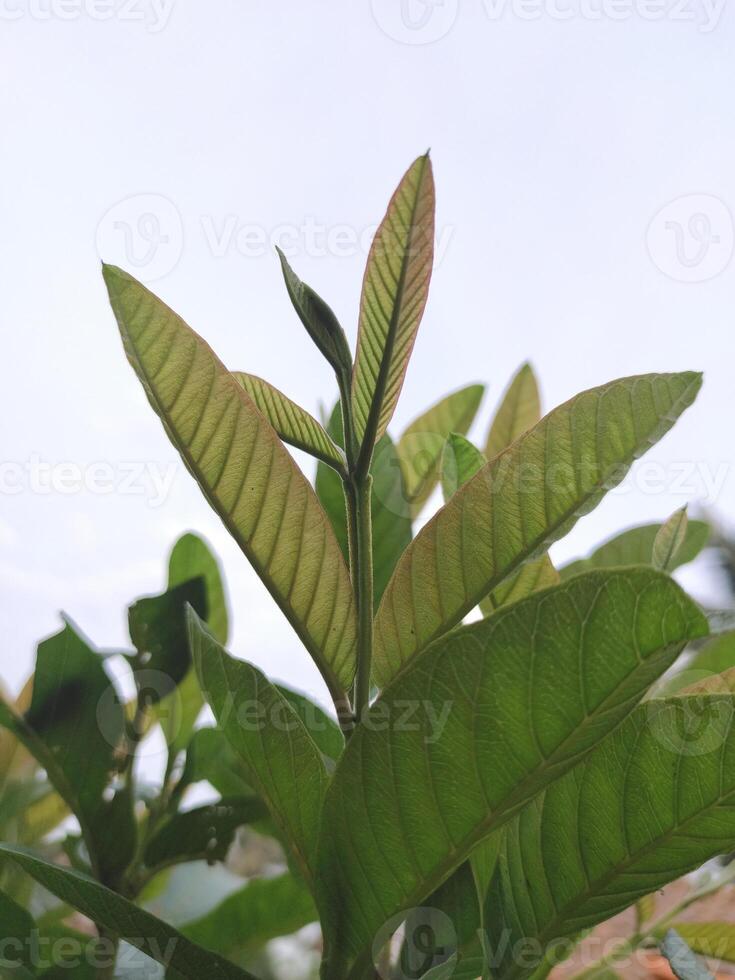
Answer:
2 155 735 980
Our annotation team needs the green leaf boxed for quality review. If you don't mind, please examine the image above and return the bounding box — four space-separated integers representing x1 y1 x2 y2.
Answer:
276 684 344 763
484 696 735 980
654 507 691 571
161 533 231 751
128 578 207 695
190 608 330 885
485 362 541 460
317 568 707 977
561 518 710 580
373 372 702 687
0 844 256 980
144 797 269 871
397 384 485 518
0 890 34 974
179 873 317 963
169 532 229 645
441 433 486 502
667 923 735 964
24 621 125 827
316 401 413 607
661 929 716 980
351 153 435 459
103 264 357 698
182 727 255 798
276 246 353 381
233 372 345 471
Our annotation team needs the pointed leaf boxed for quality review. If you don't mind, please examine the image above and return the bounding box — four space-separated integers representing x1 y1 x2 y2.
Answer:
484 696 735 980
561 518 710 580
233 372 345 470
374 372 702 687
317 569 707 977
654 507 690 571
0 844 255 980
661 930 715 980
485 362 541 460
189 608 331 885
398 384 485 518
103 264 357 695
351 154 435 456
276 246 352 380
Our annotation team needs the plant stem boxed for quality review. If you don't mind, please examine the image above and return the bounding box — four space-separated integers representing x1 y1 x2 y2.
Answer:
353 475 374 723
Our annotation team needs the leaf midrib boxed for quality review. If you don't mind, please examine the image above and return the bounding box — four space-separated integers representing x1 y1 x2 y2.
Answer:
354 155 430 465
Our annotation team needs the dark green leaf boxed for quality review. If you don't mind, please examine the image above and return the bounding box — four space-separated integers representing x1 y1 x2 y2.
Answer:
144 798 268 871
0 890 34 974
24 621 125 828
276 246 353 380
128 578 207 695
0 844 255 980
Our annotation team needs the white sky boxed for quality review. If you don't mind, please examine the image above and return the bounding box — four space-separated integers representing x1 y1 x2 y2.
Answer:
1 0 734 711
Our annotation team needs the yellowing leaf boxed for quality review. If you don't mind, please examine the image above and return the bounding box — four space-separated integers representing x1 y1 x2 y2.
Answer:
351 154 435 458
373 372 702 687
653 506 690 571
103 265 357 696
485 362 541 460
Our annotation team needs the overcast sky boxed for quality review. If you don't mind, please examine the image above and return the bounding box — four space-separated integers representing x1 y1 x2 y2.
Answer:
1 1 734 711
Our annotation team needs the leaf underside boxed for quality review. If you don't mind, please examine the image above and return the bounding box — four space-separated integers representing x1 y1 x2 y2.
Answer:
374 372 702 687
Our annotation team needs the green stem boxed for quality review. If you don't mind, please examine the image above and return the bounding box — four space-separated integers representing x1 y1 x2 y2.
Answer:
353 475 374 723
